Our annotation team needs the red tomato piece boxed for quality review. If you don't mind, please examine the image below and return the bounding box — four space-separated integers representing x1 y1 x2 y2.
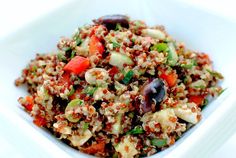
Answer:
82 141 106 154
89 35 104 56
159 68 178 87
188 95 205 106
33 116 47 127
22 96 34 111
63 56 90 75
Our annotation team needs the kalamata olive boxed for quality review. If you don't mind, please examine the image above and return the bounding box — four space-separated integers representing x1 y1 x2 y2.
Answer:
141 79 166 113
93 14 129 30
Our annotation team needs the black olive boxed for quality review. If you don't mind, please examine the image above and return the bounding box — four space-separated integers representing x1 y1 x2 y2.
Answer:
141 79 166 113
93 14 129 30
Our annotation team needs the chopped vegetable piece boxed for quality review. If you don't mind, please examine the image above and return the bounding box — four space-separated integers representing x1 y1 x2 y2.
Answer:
115 23 122 31
75 37 82 46
190 80 206 89
126 125 144 135
82 141 106 154
63 56 90 74
167 43 178 66
33 115 47 127
142 29 165 40
151 138 167 148
21 96 34 111
57 53 67 62
109 52 134 69
65 99 84 122
70 50 76 59
83 122 89 131
111 113 123 135
159 68 178 87
122 70 134 84
112 41 121 48
68 87 75 97
83 86 97 96
89 35 104 55
188 95 205 106
180 60 197 69
151 43 168 52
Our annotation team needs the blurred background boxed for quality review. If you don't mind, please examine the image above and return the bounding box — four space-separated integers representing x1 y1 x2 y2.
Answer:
0 0 235 157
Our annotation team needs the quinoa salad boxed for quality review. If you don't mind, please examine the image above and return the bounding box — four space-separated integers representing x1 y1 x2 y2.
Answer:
15 15 224 158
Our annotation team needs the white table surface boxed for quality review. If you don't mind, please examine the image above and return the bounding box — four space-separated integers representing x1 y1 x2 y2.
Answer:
0 0 235 157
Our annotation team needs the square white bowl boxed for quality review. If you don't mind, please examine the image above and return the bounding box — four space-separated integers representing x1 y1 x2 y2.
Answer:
0 0 236 157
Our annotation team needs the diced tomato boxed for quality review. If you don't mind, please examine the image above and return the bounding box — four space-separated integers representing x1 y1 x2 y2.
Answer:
188 95 205 106
108 66 119 78
159 68 178 87
63 56 90 75
33 116 47 127
22 96 34 111
89 35 104 56
82 141 106 154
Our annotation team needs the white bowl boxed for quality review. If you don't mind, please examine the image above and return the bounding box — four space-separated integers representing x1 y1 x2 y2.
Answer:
0 0 236 157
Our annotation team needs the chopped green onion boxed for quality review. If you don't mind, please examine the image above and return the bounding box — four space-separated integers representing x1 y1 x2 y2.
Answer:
115 23 122 31
75 37 82 46
151 138 167 148
126 125 144 135
83 122 89 131
122 70 134 84
83 86 97 96
206 69 223 79
62 47 71 52
68 87 75 97
131 38 136 43
112 41 121 48
193 85 206 89
180 60 197 69
57 53 67 62
70 50 76 59
151 43 168 52
65 99 84 122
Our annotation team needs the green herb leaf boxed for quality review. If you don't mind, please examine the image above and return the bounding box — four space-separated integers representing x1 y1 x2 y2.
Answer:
193 85 206 89
83 86 97 96
57 53 67 62
126 125 144 135
68 87 75 97
180 60 197 69
122 70 134 84
151 138 167 148
75 37 82 46
83 122 89 131
115 23 122 31
151 43 168 52
62 47 71 52
70 50 76 59
112 41 121 48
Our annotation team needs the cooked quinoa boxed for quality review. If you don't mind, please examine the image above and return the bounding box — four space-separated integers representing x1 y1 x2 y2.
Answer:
15 15 224 158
